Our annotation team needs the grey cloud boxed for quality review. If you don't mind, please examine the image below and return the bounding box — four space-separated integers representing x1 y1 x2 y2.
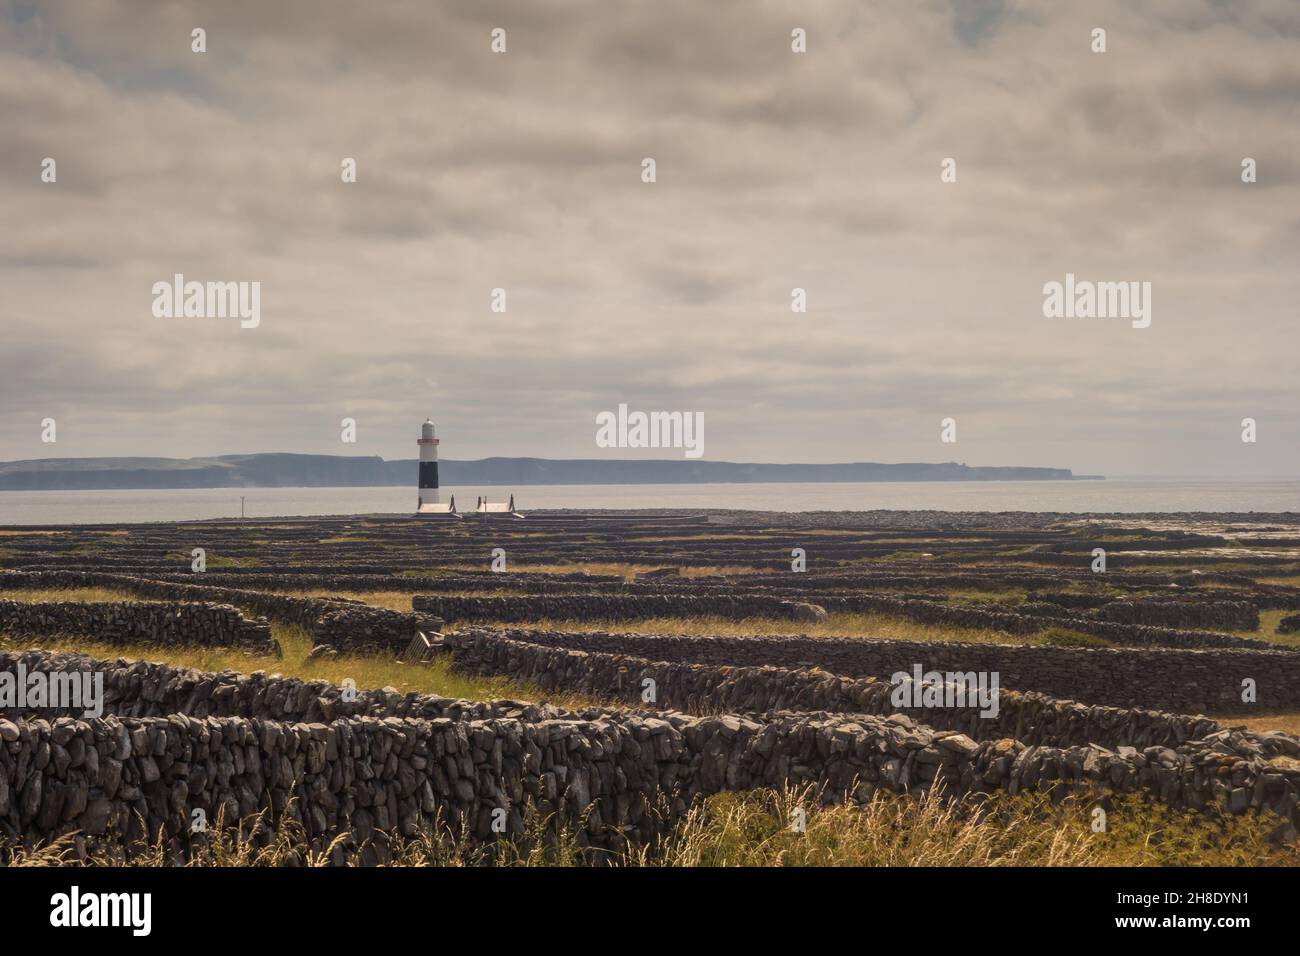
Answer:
0 0 1296 475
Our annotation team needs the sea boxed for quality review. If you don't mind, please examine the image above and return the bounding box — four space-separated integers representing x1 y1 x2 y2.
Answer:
0 479 1297 525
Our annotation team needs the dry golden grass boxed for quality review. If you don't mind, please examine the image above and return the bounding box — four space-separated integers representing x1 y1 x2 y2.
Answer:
1211 711 1300 736
417 561 655 581
0 623 596 710
0 587 144 603
499 562 757 580
268 590 531 611
680 566 756 579
943 588 1026 605
637 788 1300 867
424 562 757 581
1259 575 1300 588
634 533 769 542
5 788 1294 868
526 611 1029 644
327 590 418 611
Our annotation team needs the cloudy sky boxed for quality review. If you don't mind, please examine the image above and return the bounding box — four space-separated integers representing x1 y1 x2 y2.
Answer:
2 0 1297 476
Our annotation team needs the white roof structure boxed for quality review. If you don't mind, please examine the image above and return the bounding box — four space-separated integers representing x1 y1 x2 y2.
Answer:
416 494 460 518
473 494 521 517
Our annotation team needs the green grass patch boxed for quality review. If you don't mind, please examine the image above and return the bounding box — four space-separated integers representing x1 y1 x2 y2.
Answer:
1232 609 1300 649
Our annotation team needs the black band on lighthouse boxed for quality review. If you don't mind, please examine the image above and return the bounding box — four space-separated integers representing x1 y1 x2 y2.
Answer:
419 461 439 489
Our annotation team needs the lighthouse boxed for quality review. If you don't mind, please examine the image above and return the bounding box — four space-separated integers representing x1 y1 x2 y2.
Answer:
417 418 439 504
415 418 456 515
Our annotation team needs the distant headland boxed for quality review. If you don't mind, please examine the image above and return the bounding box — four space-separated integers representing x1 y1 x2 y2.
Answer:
0 454 1103 491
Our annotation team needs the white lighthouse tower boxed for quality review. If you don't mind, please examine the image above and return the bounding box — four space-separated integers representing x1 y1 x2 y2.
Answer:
416 418 456 516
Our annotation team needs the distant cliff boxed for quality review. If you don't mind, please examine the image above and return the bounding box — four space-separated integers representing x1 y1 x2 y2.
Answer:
0 454 1099 490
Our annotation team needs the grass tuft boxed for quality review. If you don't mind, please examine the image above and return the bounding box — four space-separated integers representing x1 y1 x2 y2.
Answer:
4 788 1294 868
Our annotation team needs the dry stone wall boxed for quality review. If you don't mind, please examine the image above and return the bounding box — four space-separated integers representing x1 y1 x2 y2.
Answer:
1093 599 1259 631
1035 616 1268 649
0 600 274 652
0 570 427 653
812 594 1267 648
461 627 1300 714
411 591 1268 650
0 569 336 628
3 694 1298 861
0 649 568 723
413 592 812 623
5 516 1300 862
310 606 439 652
3 571 1274 652
141 570 628 592
444 628 1233 750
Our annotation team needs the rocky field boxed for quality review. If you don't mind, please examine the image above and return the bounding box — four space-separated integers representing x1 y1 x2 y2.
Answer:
1 510 1299 866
